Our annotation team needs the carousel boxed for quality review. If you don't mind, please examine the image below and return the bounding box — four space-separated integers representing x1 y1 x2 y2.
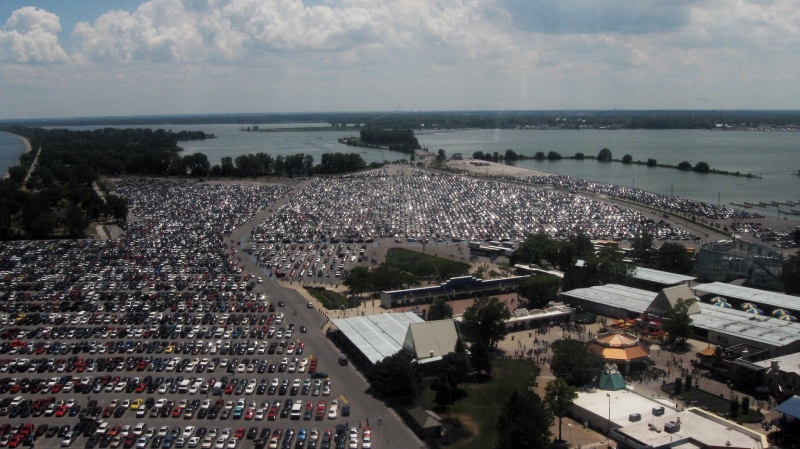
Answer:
585 332 651 375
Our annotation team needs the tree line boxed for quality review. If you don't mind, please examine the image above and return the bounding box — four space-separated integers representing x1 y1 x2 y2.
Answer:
0 126 375 240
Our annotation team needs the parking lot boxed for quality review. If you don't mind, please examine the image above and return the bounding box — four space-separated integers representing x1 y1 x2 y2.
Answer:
0 178 402 449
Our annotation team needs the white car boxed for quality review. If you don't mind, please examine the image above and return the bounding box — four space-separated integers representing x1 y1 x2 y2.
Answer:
188 437 200 448
182 427 195 438
327 400 339 419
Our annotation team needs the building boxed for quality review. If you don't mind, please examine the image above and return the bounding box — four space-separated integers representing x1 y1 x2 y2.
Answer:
451 153 463 160
693 282 800 318
402 320 460 364
331 312 461 366
630 267 696 291
331 312 424 364
380 275 524 309
571 389 767 449
560 284 800 357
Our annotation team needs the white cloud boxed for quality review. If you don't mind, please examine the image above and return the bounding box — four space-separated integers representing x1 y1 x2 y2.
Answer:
0 7 68 64
2 0 800 117
68 0 515 64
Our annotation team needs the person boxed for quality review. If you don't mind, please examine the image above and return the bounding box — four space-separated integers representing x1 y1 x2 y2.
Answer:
377 416 381 425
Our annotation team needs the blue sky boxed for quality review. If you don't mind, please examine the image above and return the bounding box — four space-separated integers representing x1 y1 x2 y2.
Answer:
0 0 798 119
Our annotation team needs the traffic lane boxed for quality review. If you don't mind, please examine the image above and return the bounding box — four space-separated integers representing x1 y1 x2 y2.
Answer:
251 285 422 447
232 257 421 446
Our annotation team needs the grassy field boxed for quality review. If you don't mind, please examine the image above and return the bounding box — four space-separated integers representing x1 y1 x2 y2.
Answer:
385 247 470 279
419 359 539 449
303 287 360 310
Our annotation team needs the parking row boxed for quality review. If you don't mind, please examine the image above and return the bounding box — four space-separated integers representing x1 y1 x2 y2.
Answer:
0 419 371 449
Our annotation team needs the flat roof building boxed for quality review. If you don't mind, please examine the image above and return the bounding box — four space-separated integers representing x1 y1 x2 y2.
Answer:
572 389 767 449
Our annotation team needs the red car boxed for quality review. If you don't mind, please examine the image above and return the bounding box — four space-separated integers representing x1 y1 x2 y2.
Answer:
55 405 71 417
233 428 245 439
8 435 24 448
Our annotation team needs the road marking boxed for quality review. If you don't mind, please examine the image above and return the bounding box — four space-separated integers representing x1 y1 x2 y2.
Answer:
340 395 349 404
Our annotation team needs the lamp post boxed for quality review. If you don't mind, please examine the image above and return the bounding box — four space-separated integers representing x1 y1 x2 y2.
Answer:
606 393 611 441
568 423 573 447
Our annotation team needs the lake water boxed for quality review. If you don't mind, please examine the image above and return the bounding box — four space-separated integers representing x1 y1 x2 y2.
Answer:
2 124 798 218
0 132 27 177
417 129 800 216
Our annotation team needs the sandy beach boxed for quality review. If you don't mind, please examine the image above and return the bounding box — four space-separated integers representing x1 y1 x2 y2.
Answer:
444 158 554 177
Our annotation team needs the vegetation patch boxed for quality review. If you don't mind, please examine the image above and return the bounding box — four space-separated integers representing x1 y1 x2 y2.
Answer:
303 286 359 310
385 247 470 279
418 359 539 449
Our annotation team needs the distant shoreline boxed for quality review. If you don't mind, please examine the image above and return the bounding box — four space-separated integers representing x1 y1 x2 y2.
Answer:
0 131 31 179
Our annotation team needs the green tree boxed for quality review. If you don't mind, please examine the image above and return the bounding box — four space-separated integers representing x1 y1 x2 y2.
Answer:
427 298 454 320
622 154 633 164
662 297 696 344
545 378 578 442
549 340 605 386
534 151 545 160
677 161 692 170
495 390 553 449
369 263 417 292
518 275 561 309
597 148 612 162
647 158 657 166
574 152 585 160
512 232 553 266
655 242 694 274
630 231 654 264
469 341 492 375
694 161 710 173
431 351 471 405
343 266 372 295
782 255 800 294
543 240 577 271
547 151 562 160
461 296 511 349
571 232 595 259
105 194 128 222
367 351 419 399
65 204 88 238
504 149 519 161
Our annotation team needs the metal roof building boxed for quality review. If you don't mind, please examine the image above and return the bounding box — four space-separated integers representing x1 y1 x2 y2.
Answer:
631 267 696 289
560 284 800 357
558 284 654 318
332 312 424 364
693 282 800 315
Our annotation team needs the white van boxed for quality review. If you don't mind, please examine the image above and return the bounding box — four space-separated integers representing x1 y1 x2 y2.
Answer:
290 400 302 420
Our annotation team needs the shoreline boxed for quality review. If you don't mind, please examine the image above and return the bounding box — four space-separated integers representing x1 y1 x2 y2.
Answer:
0 131 32 179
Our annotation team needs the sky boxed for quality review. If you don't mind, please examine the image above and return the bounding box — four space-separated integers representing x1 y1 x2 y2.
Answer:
0 0 798 120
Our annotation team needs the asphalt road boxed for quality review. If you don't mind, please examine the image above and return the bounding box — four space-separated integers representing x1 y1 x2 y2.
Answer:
226 188 425 449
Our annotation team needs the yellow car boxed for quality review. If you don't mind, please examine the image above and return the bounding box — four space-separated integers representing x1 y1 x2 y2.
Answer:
165 345 174 354
131 399 144 410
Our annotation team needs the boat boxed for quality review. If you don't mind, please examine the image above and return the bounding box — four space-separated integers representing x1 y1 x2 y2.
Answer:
743 203 753 208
